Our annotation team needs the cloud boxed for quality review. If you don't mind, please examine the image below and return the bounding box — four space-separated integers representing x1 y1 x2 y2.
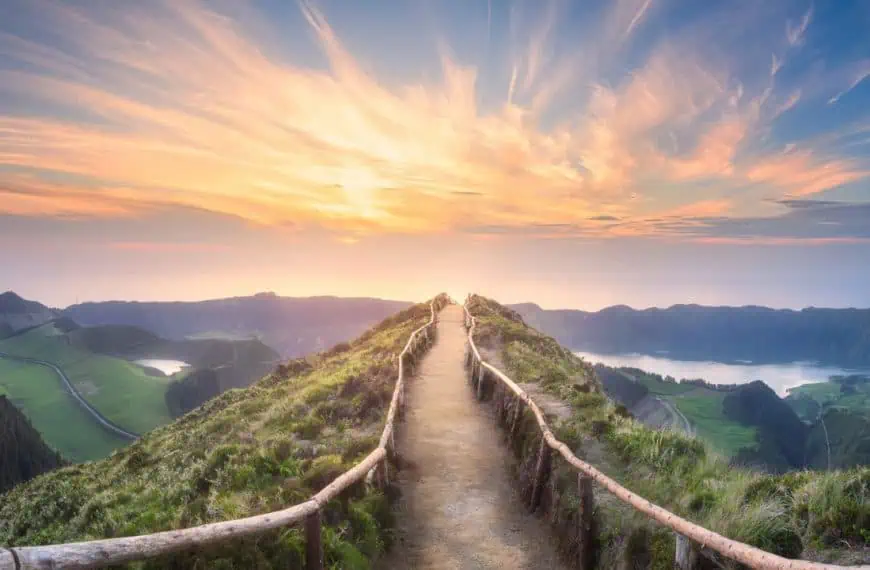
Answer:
786 7 812 47
828 66 870 105
0 0 865 243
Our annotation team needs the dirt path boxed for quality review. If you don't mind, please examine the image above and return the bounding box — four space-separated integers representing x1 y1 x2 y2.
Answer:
378 305 569 570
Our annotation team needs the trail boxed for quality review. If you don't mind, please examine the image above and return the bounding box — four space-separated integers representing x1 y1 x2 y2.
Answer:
657 396 694 435
378 305 568 570
0 352 138 440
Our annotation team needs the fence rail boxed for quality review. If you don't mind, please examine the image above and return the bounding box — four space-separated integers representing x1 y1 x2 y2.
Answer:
0 300 441 570
461 302 870 570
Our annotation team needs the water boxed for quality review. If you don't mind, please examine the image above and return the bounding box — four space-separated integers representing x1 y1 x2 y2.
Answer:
575 351 870 396
134 358 190 376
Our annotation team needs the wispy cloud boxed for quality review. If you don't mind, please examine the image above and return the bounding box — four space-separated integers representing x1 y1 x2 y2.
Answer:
786 7 813 47
0 0 866 243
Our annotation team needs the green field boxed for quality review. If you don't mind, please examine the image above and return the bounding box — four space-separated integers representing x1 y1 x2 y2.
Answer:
0 357 128 461
671 390 758 457
0 324 172 436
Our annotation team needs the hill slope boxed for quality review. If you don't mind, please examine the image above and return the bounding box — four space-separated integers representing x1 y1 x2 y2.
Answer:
0 292 56 335
513 302 870 366
0 297 446 568
64 293 410 358
0 396 65 493
470 295 869 566
0 320 279 461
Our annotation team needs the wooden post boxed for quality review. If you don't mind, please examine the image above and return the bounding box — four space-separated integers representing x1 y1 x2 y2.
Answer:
305 510 323 570
510 398 524 438
577 473 595 570
476 366 486 400
529 437 552 511
675 534 701 570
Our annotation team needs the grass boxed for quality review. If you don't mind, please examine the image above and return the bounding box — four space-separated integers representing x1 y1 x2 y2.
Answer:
0 324 172 435
0 357 128 461
467 294 870 566
672 390 758 457
0 296 449 569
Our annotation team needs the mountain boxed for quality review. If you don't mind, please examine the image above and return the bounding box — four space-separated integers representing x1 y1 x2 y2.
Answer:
513 303 870 366
0 291 56 336
64 292 411 358
0 395 65 493
0 298 445 568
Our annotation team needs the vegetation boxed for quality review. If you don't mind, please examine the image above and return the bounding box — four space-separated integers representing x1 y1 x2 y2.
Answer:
0 323 173 435
0 296 446 569
468 295 870 566
0 357 129 461
0 395 65 493
165 368 221 418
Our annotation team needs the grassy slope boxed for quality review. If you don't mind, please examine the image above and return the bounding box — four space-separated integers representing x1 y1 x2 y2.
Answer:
0 324 172 435
787 377 870 421
0 358 128 461
671 390 757 456
0 297 445 569
614 367 757 457
467 295 869 567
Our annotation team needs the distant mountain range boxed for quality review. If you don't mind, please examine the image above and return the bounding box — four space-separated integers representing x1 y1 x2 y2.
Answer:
512 302 870 366
64 292 410 357
0 291 57 337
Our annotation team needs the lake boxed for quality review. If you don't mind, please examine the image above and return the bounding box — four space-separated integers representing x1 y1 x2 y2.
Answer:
134 358 190 376
575 350 870 396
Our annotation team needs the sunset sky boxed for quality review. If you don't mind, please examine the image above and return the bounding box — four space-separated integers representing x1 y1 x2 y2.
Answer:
1 0 869 309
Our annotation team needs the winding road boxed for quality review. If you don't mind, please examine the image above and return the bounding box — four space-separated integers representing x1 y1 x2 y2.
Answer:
0 351 138 440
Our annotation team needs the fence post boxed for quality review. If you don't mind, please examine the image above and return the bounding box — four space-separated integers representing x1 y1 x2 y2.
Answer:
476 366 486 400
510 398 524 438
577 473 595 570
529 437 552 511
305 510 323 570
675 534 701 570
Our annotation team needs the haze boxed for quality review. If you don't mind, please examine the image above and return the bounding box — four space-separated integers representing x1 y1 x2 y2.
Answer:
1 0 869 309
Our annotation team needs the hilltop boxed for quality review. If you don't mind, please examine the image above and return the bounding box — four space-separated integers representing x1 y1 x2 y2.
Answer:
513 302 870 367
469 295 869 566
64 293 410 358
0 297 446 568
0 292 56 337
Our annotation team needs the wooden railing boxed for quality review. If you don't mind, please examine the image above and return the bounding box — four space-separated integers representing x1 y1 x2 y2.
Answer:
0 300 442 570
462 303 870 570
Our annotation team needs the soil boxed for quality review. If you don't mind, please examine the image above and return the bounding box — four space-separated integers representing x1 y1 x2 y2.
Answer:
378 305 569 570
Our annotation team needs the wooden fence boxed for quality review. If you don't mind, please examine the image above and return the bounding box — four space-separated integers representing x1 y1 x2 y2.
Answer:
462 303 870 570
0 300 442 570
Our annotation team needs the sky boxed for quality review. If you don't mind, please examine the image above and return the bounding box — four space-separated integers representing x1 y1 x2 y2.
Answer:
1 0 869 310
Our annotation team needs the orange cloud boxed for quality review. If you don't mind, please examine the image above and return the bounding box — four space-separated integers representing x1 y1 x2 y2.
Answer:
0 0 865 241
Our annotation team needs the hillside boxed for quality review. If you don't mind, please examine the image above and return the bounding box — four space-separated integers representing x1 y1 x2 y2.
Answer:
469 295 869 566
0 396 65 493
513 302 870 367
0 292 56 335
0 297 445 568
0 319 278 461
788 375 870 469
64 293 410 358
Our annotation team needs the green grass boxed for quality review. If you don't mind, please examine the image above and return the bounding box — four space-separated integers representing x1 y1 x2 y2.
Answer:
0 324 172 435
671 391 758 456
467 294 870 566
0 357 128 461
623 369 695 396
0 296 449 569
